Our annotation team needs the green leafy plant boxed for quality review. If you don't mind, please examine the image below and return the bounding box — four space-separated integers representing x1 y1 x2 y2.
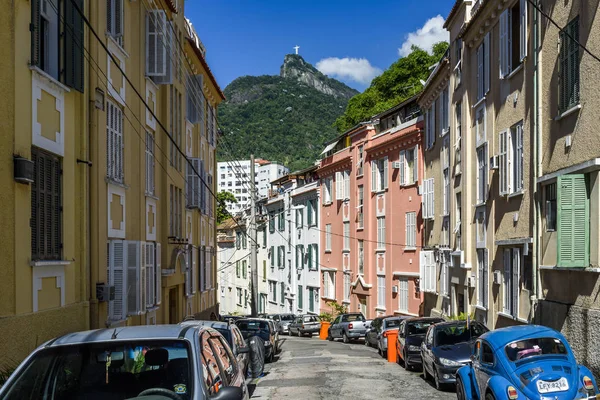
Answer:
216 191 238 224
318 311 333 323
318 300 348 322
447 312 475 321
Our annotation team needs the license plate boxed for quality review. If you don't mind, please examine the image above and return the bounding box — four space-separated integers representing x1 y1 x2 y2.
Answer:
537 377 569 393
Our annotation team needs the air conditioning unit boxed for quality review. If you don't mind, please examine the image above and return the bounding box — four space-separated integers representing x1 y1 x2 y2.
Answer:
467 274 477 287
493 270 503 285
490 155 499 170
392 286 399 294
96 284 115 302
392 161 402 169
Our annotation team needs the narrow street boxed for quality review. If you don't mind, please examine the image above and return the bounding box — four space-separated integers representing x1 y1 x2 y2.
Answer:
248 336 453 399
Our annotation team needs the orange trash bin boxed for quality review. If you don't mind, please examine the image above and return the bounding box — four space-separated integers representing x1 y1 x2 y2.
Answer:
319 321 331 340
386 330 398 363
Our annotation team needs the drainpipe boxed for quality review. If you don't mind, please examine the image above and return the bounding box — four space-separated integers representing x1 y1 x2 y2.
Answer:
530 0 541 323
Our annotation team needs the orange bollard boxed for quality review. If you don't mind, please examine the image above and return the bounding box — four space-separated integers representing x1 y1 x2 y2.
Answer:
319 321 331 340
386 330 398 363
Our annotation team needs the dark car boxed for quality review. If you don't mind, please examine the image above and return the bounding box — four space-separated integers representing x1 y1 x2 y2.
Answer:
235 318 277 362
364 315 395 348
396 317 444 370
181 320 250 377
421 320 488 390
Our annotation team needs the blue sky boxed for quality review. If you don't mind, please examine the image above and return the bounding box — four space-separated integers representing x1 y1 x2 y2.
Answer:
185 0 454 93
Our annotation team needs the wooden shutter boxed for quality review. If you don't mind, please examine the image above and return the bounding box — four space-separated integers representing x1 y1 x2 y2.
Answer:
413 146 419 184
484 33 490 94
298 285 303 309
140 242 147 313
155 243 162 305
399 150 406 185
192 246 198 294
477 45 484 99
558 174 589 267
383 157 389 189
499 10 508 78
114 0 123 40
503 248 511 313
371 160 377 192
512 248 520 317
126 241 140 315
520 0 528 61
64 0 84 92
31 0 41 67
146 242 155 308
499 130 507 195
110 240 126 320
344 171 350 199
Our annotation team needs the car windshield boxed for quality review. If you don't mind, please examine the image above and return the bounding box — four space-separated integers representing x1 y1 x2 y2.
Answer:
303 316 318 323
343 314 365 322
435 323 486 346
237 320 269 332
384 319 401 328
2 340 192 400
505 337 568 362
407 320 441 335
281 315 295 321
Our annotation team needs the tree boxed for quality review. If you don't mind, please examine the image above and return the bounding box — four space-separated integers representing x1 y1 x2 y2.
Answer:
217 191 238 224
334 42 450 132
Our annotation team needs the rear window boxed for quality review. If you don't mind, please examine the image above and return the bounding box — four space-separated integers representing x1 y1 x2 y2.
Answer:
280 315 295 321
407 320 441 335
343 314 365 322
435 323 486 346
214 328 232 346
303 316 318 323
236 320 269 331
505 337 568 362
384 319 401 328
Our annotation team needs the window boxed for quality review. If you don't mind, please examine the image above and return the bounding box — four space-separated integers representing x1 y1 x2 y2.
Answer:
423 178 435 219
242 232 247 249
441 87 449 134
343 272 351 302
169 185 182 238
323 271 335 299
146 10 172 84
441 217 450 248
145 132 155 195
545 183 557 231
343 222 350 251
499 0 528 78
236 288 243 305
560 17 580 111
263 260 267 282
280 282 285 304
371 157 388 192
558 174 589 267
106 101 124 182
323 177 332 204
358 240 364 275
269 280 277 302
107 0 124 46
277 245 285 268
357 145 364 176
169 87 183 170
31 147 62 261
335 170 350 200
307 199 317 226
454 193 462 250
477 144 488 204
270 246 275 267
269 212 275 232
405 212 416 249
399 146 418 186
298 285 303 309
503 248 520 318
442 137 450 215
296 244 304 269
235 260 240 278
455 102 462 170
477 249 488 308
31 0 84 91
278 209 285 231
308 287 315 312
475 104 486 145
377 276 386 308
398 278 409 312
476 33 490 100
242 260 247 279
357 185 364 228
325 224 332 252
296 208 303 228
236 232 241 250
377 217 386 250
420 251 436 292
441 251 449 296
499 122 524 195
425 104 435 149
307 244 319 270
454 39 463 88
476 208 486 248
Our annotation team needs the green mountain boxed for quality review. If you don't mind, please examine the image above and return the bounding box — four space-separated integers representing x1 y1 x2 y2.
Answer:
217 54 359 171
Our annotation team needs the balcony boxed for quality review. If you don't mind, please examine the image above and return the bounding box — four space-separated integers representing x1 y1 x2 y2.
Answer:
320 146 351 169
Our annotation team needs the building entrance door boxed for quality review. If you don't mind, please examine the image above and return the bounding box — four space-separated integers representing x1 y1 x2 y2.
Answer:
169 287 178 324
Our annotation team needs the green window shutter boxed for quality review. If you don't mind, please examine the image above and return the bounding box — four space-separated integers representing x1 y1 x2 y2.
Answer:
306 200 312 226
298 285 303 309
270 246 274 266
307 245 312 269
314 200 318 226
64 0 85 92
558 174 589 267
269 213 275 233
309 288 314 312
30 0 41 67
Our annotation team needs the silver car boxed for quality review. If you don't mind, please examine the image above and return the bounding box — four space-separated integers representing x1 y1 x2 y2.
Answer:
0 325 248 400
377 317 406 357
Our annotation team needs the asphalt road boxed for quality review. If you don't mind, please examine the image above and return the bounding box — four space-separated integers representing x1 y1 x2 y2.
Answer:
248 335 456 399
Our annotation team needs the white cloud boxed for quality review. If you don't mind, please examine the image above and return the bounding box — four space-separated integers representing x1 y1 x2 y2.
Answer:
316 57 382 85
398 15 449 57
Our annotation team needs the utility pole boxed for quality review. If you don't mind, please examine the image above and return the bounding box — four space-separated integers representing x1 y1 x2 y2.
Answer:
250 154 259 317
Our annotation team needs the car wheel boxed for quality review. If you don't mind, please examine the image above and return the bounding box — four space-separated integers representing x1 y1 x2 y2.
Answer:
343 332 350 344
485 393 496 400
456 377 467 400
327 330 333 341
434 367 443 391
403 351 411 371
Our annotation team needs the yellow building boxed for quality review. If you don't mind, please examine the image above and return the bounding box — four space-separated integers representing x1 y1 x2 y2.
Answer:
0 0 223 368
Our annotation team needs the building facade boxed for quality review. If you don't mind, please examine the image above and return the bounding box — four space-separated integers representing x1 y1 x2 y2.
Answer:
317 98 423 319
217 159 289 214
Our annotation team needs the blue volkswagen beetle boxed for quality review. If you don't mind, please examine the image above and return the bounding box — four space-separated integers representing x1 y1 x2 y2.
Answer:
456 325 600 400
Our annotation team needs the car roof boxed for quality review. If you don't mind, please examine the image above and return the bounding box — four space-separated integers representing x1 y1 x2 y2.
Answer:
431 320 471 329
180 320 230 330
44 325 206 347
404 317 444 323
480 325 562 350
383 316 405 321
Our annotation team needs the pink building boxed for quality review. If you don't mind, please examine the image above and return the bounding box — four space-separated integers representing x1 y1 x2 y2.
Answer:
317 97 424 319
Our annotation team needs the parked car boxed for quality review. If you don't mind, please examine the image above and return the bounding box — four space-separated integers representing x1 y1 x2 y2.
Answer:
375 317 406 357
456 325 600 400
268 313 296 335
421 320 488 390
289 315 321 337
328 313 368 343
235 318 278 362
265 319 281 353
364 315 395 348
396 317 444 370
180 320 250 377
0 325 248 400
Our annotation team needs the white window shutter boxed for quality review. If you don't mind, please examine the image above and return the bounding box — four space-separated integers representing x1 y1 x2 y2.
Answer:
477 46 484 99
371 160 377 192
140 242 147 313
110 240 126 320
192 246 198 294
413 146 419 184
507 9 513 75
185 247 191 296
200 246 206 291
145 10 166 76
145 242 155 308
484 32 490 94
383 157 389 189
399 150 406 185
499 130 506 195
126 241 140 315
344 170 350 199
500 11 508 78
512 248 520 316
335 171 343 200
420 250 426 289
507 129 513 193
430 179 435 220
520 0 528 61
155 243 162 305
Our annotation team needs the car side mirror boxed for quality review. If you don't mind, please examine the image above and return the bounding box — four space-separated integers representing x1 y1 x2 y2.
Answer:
469 354 476 363
238 346 250 354
209 386 244 400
